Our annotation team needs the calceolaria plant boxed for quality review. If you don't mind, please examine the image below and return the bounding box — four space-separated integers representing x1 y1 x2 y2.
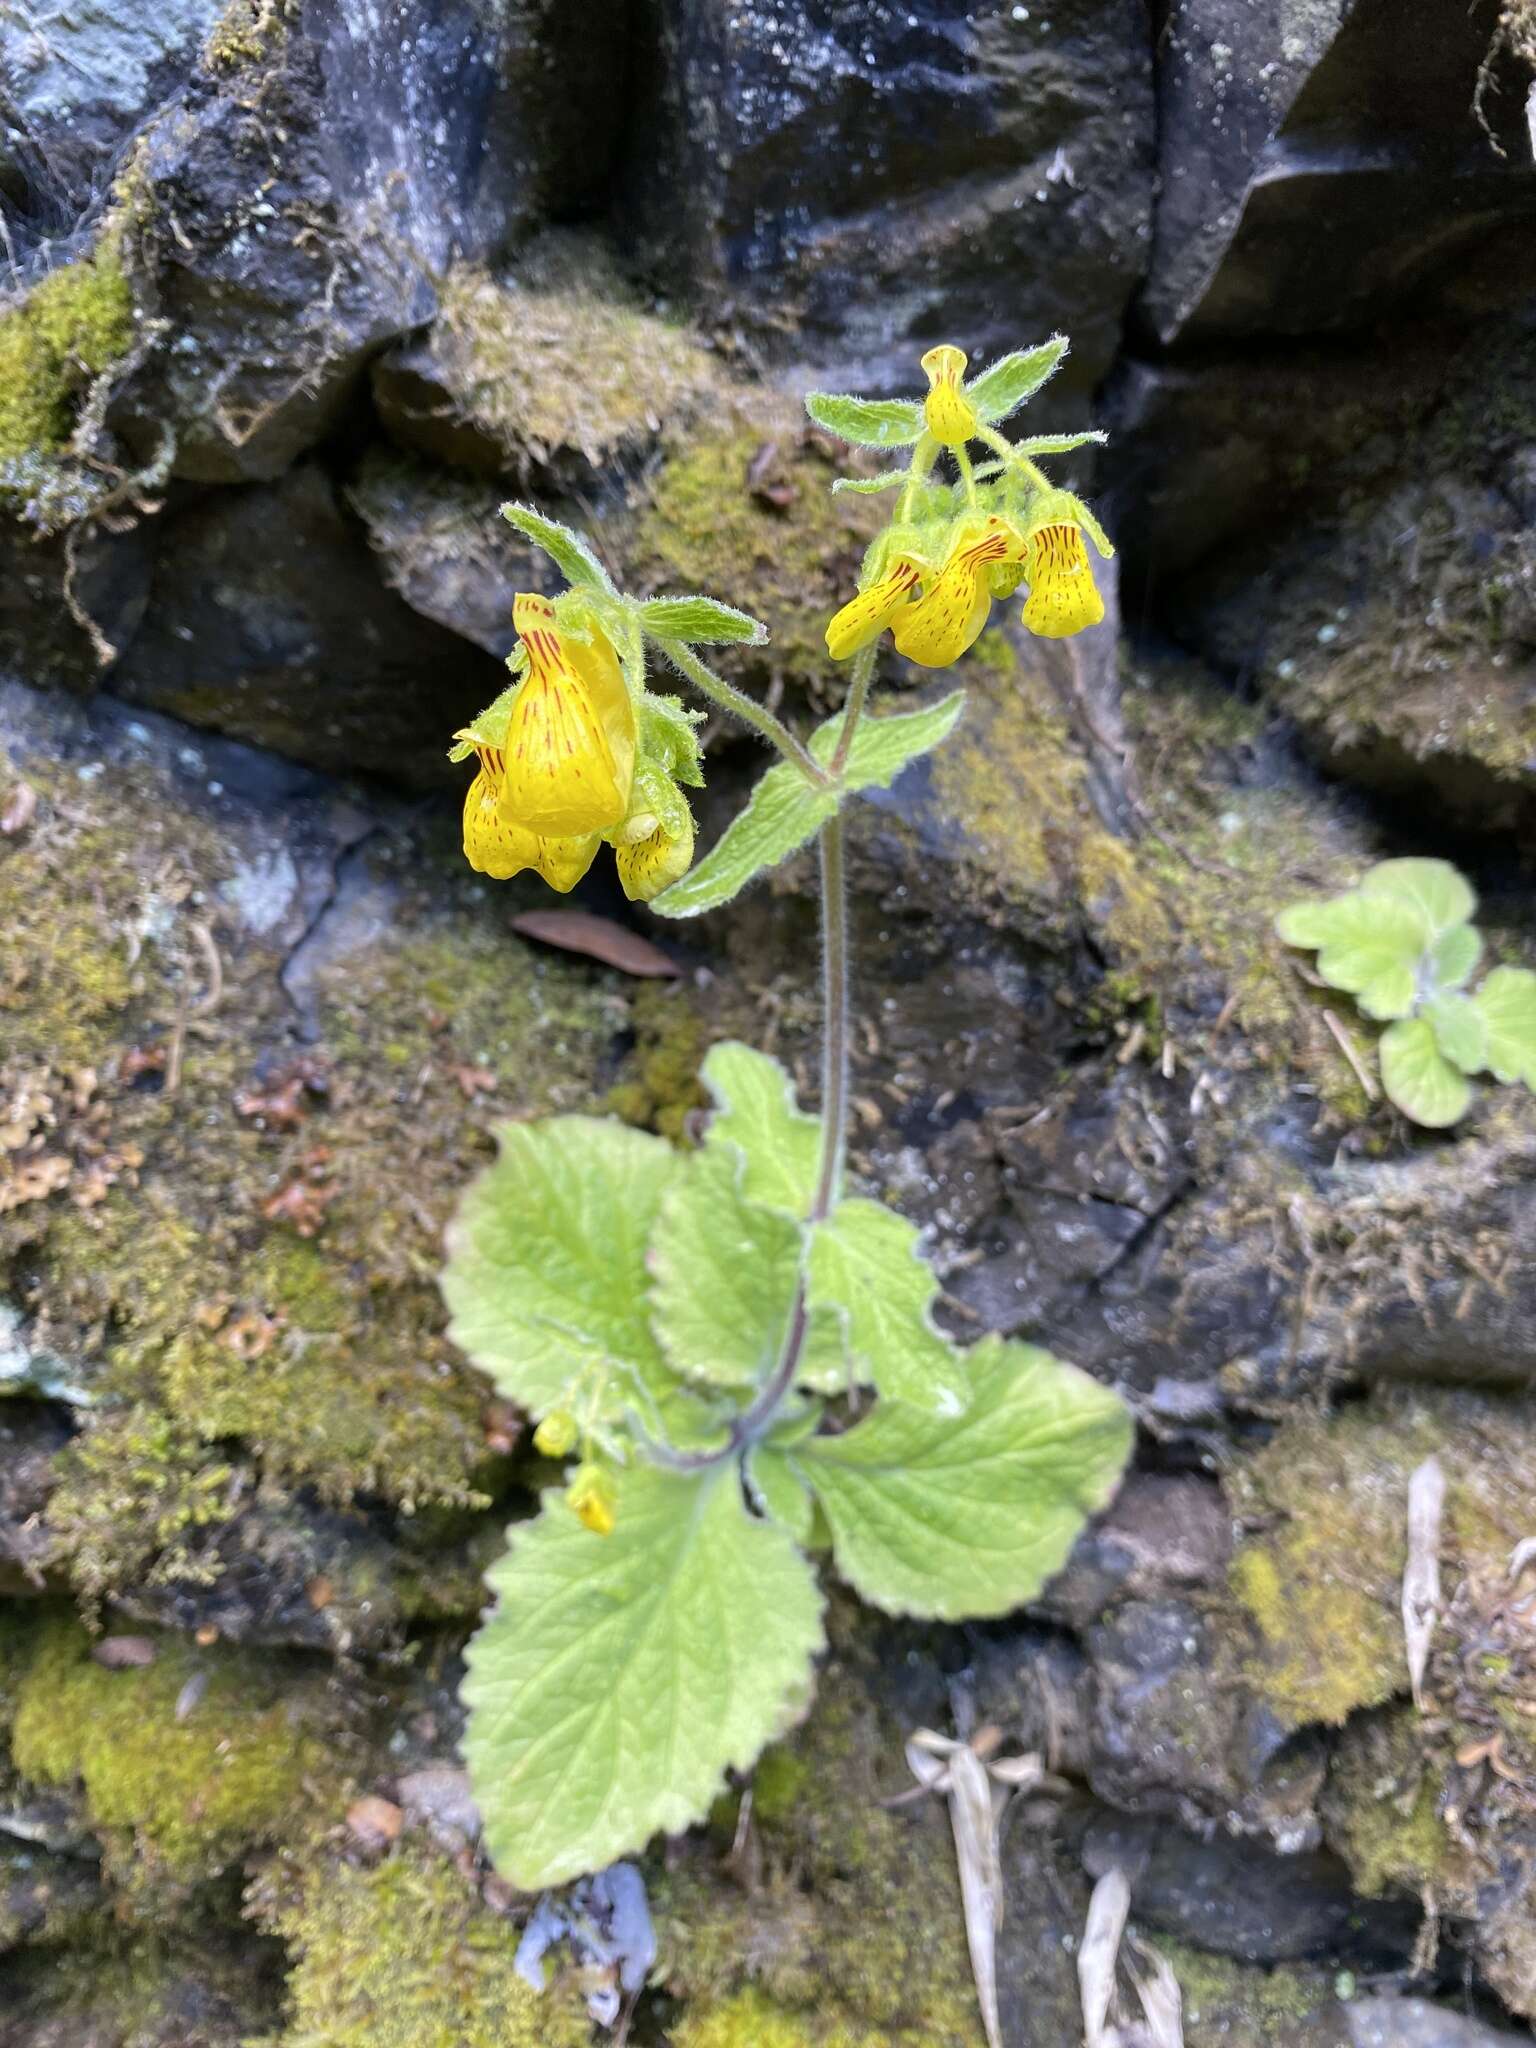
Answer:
441 340 1132 1893
1277 858 1536 1127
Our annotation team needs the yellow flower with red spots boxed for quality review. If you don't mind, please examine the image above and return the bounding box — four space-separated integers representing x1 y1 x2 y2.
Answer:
891 517 1026 670
920 344 978 449
1020 513 1107 639
453 595 699 902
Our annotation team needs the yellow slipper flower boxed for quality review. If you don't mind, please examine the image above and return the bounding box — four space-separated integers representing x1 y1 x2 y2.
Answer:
825 559 922 661
500 594 636 836
615 812 696 902
1020 521 1105 638
891 519 1023 669
920 345 978 448
462 755 599 891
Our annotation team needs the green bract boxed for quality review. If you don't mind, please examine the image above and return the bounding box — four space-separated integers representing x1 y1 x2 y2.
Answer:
442 1046 1132 1888
1276 858 1536 1127
651 692 966 918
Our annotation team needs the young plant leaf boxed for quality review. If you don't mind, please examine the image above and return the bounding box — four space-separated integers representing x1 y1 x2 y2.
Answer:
700 1041 821 1216
964 338 1068 425
651 693 965 919
1274 891 1428 1020
1421 991 1488 1076
1378 1016 1472 1128
1429 922 1481 991
442 1118 683 1422
790 1335 1131 1620
640 596 768 646
463 1462 824 1889
1012 430 1108 458
1471 965 1536 1086
804 392 926 448
648 1148 803 1390
808 1198 968 1415
746 1444 818 1544
831 471 911 495
1359 857 1475 937
501 502 614 594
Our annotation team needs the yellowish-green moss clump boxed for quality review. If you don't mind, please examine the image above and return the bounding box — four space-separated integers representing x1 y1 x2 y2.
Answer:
1322 1709 1451 1898
0 237 135 466
653 1659 987 2047
11 1618 341 1892
428 232 718 474
1155 1941 1343 2046
1226 1388 1536 1728
203 0 293 71
604 981 710 1141
629 399 884 692
255 1844 590 2048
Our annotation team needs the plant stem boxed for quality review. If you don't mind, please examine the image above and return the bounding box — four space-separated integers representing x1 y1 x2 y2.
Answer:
811 811 849 1222
655 637 826 784
828 641 877 777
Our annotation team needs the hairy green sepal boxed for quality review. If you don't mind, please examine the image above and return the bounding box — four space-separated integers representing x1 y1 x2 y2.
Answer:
965 337 1068 423
500 501 614 593
652 692 965 918
804 392 926 448
641 595 767 646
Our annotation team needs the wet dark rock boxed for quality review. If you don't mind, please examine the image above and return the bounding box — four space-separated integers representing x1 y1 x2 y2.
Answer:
0 517 156 692
1144 0 1536 348
107 461 502 779
1081 1811 1419 1965
0 1840 102 1953
625 0 1155 397
1345 2002 1536 2048
0 1409 69 1593
1032 1471 1231 1632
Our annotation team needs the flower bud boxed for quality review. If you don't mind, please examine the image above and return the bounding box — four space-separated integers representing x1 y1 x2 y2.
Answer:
567 1463 617 1537
533 1409 578 1458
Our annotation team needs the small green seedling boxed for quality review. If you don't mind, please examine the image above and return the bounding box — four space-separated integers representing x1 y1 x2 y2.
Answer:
1276 858 1536 1126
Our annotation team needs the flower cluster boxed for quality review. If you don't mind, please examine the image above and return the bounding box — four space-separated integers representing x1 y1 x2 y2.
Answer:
819 341 1113 670
450 590 703 900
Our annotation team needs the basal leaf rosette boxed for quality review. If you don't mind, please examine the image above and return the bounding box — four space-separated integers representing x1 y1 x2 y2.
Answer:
441 1047 1133 1886
1275 857 1536 1127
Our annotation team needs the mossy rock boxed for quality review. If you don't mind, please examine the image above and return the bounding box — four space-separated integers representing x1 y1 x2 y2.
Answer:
9 1616 347 1896
252 1839 590 2048
1156 1942 1349 2046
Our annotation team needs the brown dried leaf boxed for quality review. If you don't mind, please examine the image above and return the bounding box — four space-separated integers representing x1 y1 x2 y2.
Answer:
453 1064 499 1099
91 1635 157 1669
0 1154 72 1212
1404 1455 1445 1711
346 1795 404 1849
236 1075 311 1130
1080 1867 1132 2048
510 910 680 979
261 1176 338 1237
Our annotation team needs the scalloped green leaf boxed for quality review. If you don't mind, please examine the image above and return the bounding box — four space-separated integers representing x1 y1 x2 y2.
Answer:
1275 891 1429 1020
790 1335 1131 1621
1471 965 1536 1086
964 338 1068 424
808 1198 968 1416
648 1149 802 1390
500 501 614 593
700 1041 820 1216
1379 1016 1472 1128
441 1117 686 1429
1430 922 1482 992
1421 991 1488 1076
641 596 768 647
651 693 965 919
804 392 926 448
1359 858 1475 937
463 1462 824 1888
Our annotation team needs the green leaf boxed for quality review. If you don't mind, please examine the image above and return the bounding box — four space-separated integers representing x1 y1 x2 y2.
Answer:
1275 891 1428 1020
648 1149 802 1390
641 596 768 647
1379 1016 1472 1128
791 1335 1131 1621
500 502 614 593
463 1462 824 1888
442 1117 682 1423
808 1198 968 1415
700 1041 820 1216
1471 965 1536 1086
1421 991 1488 1075
804 392 925 449
745 1445 817 1544
1430 923 1482 992
651 693 965 918
831 471 911 495
1359 858 1476 937
964 338 1068 424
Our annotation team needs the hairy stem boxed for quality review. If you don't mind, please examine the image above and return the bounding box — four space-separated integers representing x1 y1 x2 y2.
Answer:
828 640 877 777
655 637 826 783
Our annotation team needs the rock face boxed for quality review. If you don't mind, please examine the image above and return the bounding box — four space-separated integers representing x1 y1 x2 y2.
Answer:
4 0 1536 2039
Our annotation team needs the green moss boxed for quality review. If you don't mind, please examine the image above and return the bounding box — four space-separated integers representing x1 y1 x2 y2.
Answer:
604 981 709 1141
653 1662 986 2047
629 399 883 694
45 1405 235 1605
11 1617 340 1892
1155 1941 1342 2046
203 0 293 71
0 239 134 461
672 1987 894 2048
1322 1709 1451 1897
429 232 718 473
0 1923 283 2045
256 1843 590 2048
